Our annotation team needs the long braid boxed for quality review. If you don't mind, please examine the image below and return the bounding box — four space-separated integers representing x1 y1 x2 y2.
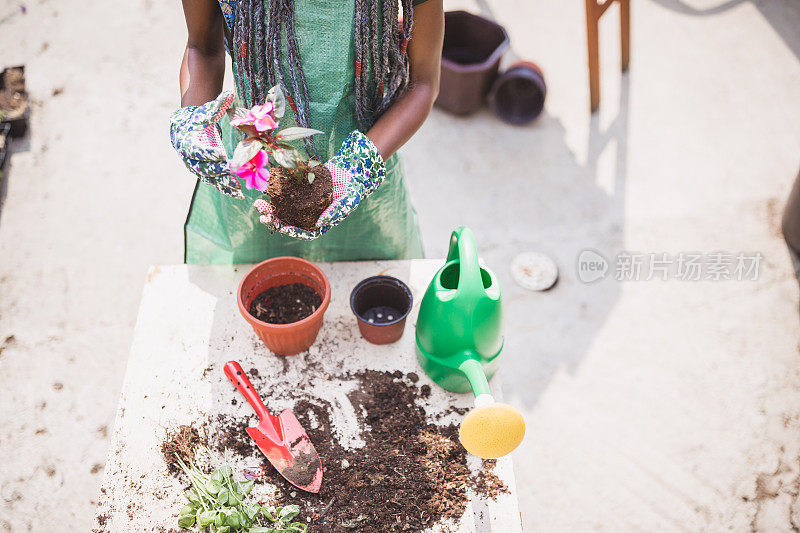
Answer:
232 2 249 104
267 0 281 88
380 0 413 115
356 0 376 130
244 0 258 105
247 0 261 103
283 0 318 157
378 0 394 106
252 0 267 104
368 0 380 110
353 0 368 130
231 0 414 146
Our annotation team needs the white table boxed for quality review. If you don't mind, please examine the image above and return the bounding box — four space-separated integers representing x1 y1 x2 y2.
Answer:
94 261 522 532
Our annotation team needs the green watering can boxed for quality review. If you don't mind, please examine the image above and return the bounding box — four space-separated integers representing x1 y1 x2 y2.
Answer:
416 227 525 458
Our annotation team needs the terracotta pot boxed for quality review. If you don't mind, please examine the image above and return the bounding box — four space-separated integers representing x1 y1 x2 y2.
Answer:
488 61 547 125
435 11 510 115
350 276 413 345
237 257 331 356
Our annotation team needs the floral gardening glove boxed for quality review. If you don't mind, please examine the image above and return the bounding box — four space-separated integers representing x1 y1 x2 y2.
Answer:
169 90 244 199
253 131 386 240
316 131 386 227
252 199 324 241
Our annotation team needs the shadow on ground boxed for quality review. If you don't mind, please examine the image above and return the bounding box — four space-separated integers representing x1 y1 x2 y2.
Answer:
651 0 800 61
404 76 630 409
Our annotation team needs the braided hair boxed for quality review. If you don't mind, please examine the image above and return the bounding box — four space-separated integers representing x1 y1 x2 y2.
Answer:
230 0 414 156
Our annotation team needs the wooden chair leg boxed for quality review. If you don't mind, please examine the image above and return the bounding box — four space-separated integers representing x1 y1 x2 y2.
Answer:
585 0 600 112
620 0 630 72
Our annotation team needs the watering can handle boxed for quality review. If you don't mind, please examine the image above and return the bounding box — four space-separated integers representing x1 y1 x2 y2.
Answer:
446 226 484 296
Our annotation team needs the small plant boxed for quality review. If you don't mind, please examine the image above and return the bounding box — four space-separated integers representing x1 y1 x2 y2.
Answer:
228 86 322 191
176 455 307 533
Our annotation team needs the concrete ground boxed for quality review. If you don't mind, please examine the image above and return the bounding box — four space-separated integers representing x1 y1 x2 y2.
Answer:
1 0 799 531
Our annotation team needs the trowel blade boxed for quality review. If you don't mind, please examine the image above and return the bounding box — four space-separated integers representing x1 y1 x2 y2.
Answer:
246 409 323 493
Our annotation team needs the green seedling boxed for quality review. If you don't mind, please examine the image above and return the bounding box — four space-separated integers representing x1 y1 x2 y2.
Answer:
175 455 307 533
229 85 323 185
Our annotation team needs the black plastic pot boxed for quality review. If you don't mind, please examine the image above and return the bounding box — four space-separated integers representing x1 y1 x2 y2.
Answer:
1 65 29 138
488 61 547 125
435 11 510 116
350 276 413 345
0 123 10 172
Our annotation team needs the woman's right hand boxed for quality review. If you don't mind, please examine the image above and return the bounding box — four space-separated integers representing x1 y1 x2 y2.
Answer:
169 90 244 199
251 131 387 241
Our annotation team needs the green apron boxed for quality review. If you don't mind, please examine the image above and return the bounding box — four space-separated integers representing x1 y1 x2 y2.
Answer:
184 1 424 264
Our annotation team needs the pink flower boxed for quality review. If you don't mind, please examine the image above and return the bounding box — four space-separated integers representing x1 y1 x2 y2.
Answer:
231 102 277 133
231 149 270 192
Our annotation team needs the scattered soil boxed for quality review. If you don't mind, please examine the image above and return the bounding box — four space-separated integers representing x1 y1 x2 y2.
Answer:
249 283 322 324
279 371 470 531
161 425 204 474
470 459 510 499
267 164 333 231
95 513 109 528
0 67 27 120
211 413 258 458
212 370 503 532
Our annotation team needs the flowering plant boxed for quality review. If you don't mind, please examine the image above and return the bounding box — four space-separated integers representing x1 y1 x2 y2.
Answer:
227 85 322 192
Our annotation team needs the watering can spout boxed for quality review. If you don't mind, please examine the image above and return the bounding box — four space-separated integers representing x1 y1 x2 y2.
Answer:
458 357 491 397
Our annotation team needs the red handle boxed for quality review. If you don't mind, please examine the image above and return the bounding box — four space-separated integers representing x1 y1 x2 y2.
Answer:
224 361 270 421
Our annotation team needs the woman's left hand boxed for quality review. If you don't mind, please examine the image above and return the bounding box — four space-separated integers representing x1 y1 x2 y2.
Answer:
170 91 245 199
253 131 386 240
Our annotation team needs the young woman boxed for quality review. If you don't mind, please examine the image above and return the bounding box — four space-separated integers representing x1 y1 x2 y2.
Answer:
172 0 444 263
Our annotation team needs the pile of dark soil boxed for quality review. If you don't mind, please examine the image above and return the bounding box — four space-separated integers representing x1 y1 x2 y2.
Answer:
267 165 333 231
161 424 204 473
249 283 322 324
210 370 508 532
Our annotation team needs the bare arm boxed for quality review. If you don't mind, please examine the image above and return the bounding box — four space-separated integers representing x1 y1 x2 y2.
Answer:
179 0 226 107
366 0 444 160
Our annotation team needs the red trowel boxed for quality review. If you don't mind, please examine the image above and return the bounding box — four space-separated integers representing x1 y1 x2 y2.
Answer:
223 360 323 493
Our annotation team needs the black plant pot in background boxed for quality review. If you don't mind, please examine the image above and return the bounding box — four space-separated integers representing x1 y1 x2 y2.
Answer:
0 123 10 172
488 61 547 125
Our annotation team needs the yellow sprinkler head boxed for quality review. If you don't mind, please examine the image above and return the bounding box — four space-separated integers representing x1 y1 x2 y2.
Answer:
459 396 525 459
